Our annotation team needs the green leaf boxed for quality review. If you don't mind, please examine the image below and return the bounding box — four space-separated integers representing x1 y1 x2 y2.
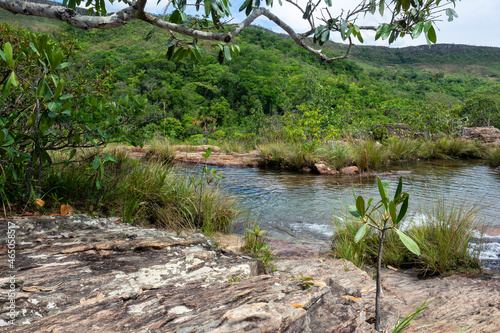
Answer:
401 0 411 11
59 94 73 100
9 71 19 87
427 25 437 44
377 177 387 201
48 101 58 112
0 49 5 63
3 42 14 69
165 39 175 48
348 204 361 218
445 8 458 22
54 78 65 99
69 148 77 160
340 19 348 40
356 195 365 217
102 153 118 163
0 129 4 146
424 21 432 33
379 0 385 16
166 45 175 60
395 229 420 255
303 3 311 19
354 223 368 243
56 62 71 70
413 22 424 39
176 0 187 12
85 133 99 149
169 10 183 23
394 176 403 200
202 147 212 159
223 45 232 61
389 201 397 224
397 196 409 223
324 0 331 6
92 155 101 170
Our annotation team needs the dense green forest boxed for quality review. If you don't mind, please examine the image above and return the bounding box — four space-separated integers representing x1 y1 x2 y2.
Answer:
2 7 499 146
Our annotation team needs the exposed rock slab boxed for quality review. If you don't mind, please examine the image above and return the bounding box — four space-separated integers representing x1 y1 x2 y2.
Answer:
173 145 260 167
463 126 500 145
2 216 499 333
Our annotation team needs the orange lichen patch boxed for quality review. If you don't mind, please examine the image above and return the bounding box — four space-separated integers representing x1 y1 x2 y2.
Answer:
340 295 361 301
291 303 303 308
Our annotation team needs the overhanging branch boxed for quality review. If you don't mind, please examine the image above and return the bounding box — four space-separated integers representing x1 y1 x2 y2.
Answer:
0 1 352 61
0 0 138 29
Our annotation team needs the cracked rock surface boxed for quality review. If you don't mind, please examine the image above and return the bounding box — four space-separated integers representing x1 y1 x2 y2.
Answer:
1 215 499 332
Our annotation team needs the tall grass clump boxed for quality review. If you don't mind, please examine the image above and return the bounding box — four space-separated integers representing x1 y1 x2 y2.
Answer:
332 196 485 276
219 139 253 154
332 216 413 269
316 142 354 170
257 141 315 170
144 136 176 164
43 152 239 234
487 146 500 167
352 140 388 171
331 216 373 268
409 198 484 276
421 138 483 159
385 138 423 162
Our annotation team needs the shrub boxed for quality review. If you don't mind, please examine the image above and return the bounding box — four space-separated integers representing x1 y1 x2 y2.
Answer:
43 152 239 234
212 130 226 140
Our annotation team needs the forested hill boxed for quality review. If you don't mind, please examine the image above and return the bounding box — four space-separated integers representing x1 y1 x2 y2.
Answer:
2 5 500 78
2 6 499 139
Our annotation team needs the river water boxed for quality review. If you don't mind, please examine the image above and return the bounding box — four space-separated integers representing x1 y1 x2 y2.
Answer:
180 160 500 270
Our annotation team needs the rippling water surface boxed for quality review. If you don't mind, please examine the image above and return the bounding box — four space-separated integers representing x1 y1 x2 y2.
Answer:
179 160 500 268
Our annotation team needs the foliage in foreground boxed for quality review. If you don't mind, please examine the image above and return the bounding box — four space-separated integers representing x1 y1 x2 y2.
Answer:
347 177 420 331
332 195 484 277
240 221 276 272
0 24 145 209
42 152 239 234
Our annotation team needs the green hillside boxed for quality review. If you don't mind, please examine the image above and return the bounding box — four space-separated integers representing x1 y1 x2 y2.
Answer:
2 7 499 142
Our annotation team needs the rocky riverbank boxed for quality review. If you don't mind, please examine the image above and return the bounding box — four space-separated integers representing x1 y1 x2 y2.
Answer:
140 126 500 176
1 215 499 332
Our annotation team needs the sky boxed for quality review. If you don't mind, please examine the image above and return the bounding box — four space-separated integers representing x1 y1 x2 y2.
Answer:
91 1 500 48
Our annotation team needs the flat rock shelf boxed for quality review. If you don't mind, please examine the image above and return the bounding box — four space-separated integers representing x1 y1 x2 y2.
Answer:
1 216 499 332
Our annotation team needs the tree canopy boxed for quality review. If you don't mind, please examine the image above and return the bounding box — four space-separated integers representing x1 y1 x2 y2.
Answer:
0 0 459 62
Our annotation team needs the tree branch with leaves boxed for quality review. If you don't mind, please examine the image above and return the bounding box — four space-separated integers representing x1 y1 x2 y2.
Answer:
0 0 459 63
